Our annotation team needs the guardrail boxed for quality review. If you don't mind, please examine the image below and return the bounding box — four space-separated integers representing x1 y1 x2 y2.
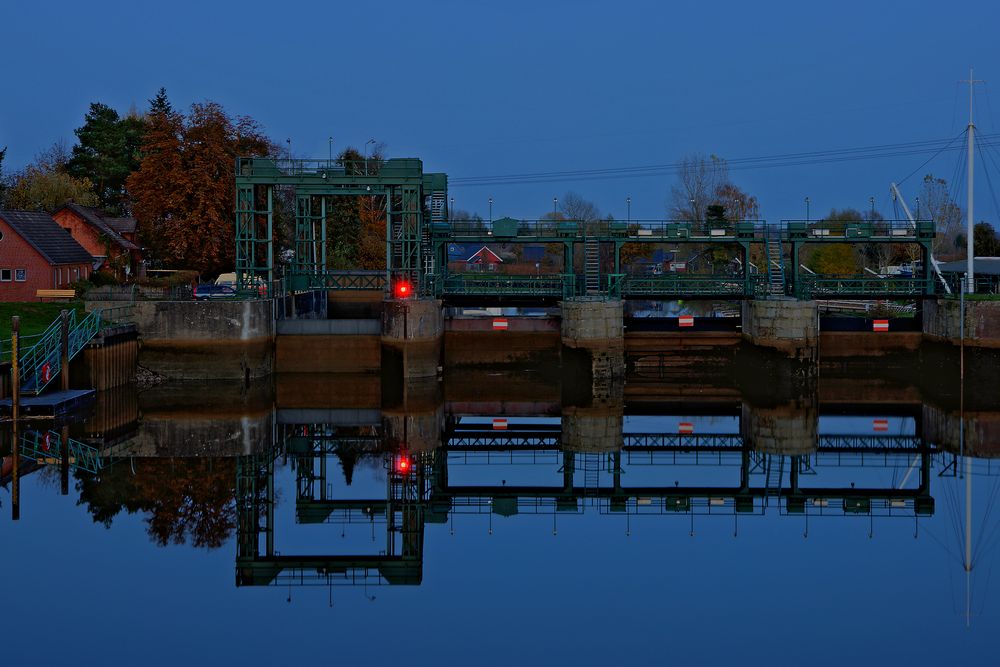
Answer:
796 275 934 299
438 273 575 298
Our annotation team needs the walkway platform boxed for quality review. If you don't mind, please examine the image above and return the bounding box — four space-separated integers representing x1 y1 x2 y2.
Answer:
0 389 96 418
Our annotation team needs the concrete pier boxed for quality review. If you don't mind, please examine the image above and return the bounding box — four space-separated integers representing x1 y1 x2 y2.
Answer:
382 298 444 379
742 399 818 455
88 300 274 381
561 404 623 452
923 299 1000 348
561 299 625 384
742 298 818 364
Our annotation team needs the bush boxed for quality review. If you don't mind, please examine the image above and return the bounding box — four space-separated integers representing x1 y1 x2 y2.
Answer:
90 270 121 287
139 270 200 288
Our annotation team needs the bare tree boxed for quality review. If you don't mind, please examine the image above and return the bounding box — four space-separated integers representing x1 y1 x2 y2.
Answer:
668 154 729 220
918 174 963 258
558 191 601 222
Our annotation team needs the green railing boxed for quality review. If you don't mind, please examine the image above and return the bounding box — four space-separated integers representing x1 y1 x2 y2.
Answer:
438 273 576 298
438 219 762 240
616 274 761 297
20 429 104 474
784 219 935 240
300 271 387 291
16 307 126 395
796 275 934 299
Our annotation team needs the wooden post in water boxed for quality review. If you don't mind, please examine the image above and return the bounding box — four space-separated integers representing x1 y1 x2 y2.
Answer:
60 309 70 392
60 424 69 496
10 316 20 521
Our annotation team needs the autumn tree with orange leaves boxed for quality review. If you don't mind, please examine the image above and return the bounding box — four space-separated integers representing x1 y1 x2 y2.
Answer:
127 94 273 275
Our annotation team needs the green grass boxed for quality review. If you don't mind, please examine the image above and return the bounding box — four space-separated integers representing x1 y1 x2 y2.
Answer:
0 301 85 347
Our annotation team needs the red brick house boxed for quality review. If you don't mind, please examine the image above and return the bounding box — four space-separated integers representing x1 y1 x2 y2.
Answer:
52 203 141 277
0 210 95 301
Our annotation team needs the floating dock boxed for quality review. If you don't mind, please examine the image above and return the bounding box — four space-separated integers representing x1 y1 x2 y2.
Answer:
0 389 96 418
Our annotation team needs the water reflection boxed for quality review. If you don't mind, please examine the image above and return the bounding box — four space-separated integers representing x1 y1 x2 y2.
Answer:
2 358 999 629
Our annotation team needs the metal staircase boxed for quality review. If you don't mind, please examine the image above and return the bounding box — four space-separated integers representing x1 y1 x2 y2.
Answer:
765 225 785 296
581 453 601 496
764 455 784 506
584 237 600 295
20 429 104 474
17 309 104 395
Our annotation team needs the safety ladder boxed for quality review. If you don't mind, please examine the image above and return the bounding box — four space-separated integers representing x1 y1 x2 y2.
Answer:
584 237 600 295
581 453 601 496
765 225 785 296
764 455 784 506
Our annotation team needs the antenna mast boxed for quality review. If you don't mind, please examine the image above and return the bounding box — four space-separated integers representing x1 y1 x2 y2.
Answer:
962 68 985 293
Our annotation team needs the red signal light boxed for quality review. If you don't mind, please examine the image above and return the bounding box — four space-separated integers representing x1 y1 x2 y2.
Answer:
394 280 413 299
396 455 412 474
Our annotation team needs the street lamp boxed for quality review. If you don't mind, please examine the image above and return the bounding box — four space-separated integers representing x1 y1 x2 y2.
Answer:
328 136 334 164
869 196 875 218
553 197 558 216
626 196 631 223
805 196 810 221
364 138 376 175
450 197 455 222
690 198 696 221
489 197 493 223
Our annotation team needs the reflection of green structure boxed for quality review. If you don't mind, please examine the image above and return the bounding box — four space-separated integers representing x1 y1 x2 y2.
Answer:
235 435 426 588
235 419 938 589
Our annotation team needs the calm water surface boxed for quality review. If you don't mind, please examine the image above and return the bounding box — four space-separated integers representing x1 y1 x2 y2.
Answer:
2 356 998 666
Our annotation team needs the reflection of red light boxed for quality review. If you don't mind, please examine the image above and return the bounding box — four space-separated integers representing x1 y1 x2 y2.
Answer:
396 455 412 474
394 280 412 299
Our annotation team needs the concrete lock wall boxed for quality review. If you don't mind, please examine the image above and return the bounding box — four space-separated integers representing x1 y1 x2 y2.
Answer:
561 406 623 452
382 299 444 378
88 300 275 381
742 401 818 455
560 300 623 347
742 299 818 362
923 299 1000 348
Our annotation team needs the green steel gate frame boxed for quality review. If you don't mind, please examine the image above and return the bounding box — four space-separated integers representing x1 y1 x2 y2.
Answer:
235 157 448 295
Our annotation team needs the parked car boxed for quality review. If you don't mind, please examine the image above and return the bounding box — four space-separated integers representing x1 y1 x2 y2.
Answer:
193 283 238 300
215 272 267 297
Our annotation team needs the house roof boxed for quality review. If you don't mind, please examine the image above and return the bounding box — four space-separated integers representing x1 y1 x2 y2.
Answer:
55 203 139 251
103 216 137 236
467 246 503 264
0 210 96 265
939 257 1000 276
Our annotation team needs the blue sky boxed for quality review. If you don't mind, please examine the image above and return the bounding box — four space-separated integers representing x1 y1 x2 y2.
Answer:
2 0 999 222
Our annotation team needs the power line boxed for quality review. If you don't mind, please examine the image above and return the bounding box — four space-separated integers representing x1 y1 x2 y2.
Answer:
450 133 1000 187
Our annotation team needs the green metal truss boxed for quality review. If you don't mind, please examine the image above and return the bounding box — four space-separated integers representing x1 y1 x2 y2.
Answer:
235 157 448 296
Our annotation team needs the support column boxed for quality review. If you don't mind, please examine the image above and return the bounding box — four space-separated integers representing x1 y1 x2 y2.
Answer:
742 398 818 456
382 299 443 379
561 299 624 387
742 298 818 366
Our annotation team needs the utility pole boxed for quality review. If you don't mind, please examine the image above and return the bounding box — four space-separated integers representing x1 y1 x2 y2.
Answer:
962 68 985 293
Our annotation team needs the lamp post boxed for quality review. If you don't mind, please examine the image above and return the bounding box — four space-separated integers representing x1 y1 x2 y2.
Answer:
364 138 376 175
328 136 334 164
489 197 493 223
869 196 875 219
626 196 631 223
553 197 558 217
805 196 810 221
450 196 455 222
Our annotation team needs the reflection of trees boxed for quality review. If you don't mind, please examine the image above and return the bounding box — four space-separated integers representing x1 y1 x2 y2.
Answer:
77 459 237 549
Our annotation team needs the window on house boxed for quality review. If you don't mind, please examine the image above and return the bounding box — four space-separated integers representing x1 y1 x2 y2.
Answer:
0 269 10 282
14 269 26 282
